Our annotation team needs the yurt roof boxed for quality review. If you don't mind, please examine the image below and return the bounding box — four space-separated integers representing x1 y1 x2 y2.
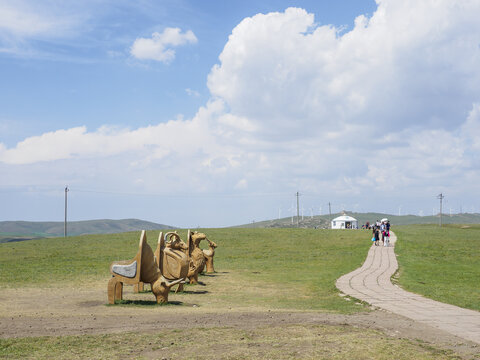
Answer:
332 215 357 222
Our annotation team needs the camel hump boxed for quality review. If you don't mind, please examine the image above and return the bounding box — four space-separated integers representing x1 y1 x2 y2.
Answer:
140 234 161 283
187 230 193 257
154 231 164 267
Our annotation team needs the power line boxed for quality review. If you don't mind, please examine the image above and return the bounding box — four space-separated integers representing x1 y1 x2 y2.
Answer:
71 188 292 199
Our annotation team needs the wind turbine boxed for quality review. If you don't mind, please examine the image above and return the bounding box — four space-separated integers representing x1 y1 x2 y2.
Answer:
289 203 295 224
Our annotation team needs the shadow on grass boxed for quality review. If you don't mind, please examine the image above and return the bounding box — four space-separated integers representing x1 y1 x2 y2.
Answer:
200 272 221 277
107 300 196 307
177 290 209 295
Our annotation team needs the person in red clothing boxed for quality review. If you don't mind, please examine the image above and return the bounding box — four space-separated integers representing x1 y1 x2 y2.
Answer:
384 221 391 247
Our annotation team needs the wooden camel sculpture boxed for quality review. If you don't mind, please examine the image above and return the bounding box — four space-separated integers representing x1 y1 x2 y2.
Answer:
155 231 189 281
186 230 207 284
175 230 207 292
202 237 217 273
134 231 190 293
107 231 185 304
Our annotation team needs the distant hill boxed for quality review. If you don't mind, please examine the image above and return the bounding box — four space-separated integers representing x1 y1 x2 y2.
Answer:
234 212 480 229
0 219 174 243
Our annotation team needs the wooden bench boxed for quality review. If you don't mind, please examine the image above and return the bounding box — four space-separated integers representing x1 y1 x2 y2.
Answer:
108 231 145 304
107 230 185 304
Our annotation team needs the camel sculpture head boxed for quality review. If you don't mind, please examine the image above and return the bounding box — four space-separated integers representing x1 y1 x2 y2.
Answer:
184 230 207 283
165 232 188 251
190 231 207 247
207 238 217 249
202 238 217 273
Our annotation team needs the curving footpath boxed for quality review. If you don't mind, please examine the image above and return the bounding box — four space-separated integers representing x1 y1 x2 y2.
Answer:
336 231 480 344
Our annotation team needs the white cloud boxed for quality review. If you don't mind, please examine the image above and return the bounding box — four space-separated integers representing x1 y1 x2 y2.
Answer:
2 1 480 223
186 88 200 97
208 3 480 138
0 1 78 37
0 0 91 57
130 27 197 63
0 4 51 37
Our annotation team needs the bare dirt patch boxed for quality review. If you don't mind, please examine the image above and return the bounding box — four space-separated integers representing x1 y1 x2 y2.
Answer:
0 281 479 359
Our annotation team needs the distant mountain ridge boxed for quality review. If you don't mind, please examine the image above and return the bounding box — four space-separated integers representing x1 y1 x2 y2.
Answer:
235 212 480 229
0 218 174 242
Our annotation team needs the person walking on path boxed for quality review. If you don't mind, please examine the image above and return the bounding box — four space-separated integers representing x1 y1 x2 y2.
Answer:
373 225 380 246
384 221 391 247
380 221 386 245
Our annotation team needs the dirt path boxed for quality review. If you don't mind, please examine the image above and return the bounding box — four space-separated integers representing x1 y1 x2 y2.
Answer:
336 231 480 344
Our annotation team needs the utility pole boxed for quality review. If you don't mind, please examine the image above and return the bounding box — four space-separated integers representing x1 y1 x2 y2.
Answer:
328 202 332 229
437 193 444 227
296 192 300 227
64 185 69 237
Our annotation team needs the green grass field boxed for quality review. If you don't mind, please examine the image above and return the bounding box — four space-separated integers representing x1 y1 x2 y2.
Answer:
0 228 372 312
1 226 479 359
394 224 480 311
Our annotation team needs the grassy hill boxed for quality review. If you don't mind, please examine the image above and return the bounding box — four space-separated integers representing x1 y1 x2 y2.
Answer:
0 218 174 242
235 212 480 228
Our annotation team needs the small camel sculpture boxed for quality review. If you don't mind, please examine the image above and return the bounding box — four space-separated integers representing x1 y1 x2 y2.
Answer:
107 231 185 304
134 231 189 293
186 230 207 284
155 231 188 281
175 230 207 292
202 237 217 273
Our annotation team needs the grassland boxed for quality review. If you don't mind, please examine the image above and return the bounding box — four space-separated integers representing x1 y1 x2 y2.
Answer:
1 226 479 359
394 224 480 311
0 228 373 312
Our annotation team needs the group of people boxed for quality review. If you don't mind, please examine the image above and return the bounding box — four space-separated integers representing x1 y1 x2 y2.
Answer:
371 219 390 247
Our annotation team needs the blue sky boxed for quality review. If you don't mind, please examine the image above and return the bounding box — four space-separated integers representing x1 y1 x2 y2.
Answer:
1 0 377 145
1 0 480 227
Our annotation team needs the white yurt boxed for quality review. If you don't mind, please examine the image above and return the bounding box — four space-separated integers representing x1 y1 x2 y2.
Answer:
331 213 358 229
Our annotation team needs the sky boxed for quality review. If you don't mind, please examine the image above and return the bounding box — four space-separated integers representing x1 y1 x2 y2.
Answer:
1 0 480 228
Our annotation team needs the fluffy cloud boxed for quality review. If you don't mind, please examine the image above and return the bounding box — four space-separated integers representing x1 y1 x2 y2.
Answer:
2 1 480 222
209 3 480 138
130 27 197 63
